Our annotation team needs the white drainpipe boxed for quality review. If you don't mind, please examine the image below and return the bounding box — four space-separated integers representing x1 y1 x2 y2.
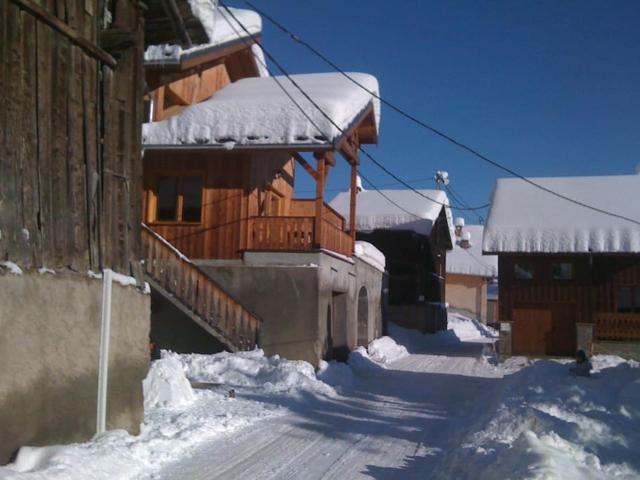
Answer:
96 268 114 435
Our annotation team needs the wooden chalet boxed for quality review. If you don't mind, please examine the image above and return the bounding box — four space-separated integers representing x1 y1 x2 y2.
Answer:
330 189 454 333
484 174 640 358
140 2 384 364
445 222 498 325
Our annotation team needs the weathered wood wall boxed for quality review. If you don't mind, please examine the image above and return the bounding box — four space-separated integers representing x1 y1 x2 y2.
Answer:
0 0 144 274
143 149 294 259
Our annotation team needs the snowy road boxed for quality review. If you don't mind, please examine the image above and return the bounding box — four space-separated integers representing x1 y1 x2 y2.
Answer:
148 341 502 480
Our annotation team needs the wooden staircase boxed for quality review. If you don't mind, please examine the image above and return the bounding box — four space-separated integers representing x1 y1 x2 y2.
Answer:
142 224 261 352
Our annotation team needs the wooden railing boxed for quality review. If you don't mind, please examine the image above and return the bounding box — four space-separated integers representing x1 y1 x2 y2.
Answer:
247 216 354 257
594 312 640 341
290 199 345 230
321 220 354 257
248 216 315 251
142 224 261 351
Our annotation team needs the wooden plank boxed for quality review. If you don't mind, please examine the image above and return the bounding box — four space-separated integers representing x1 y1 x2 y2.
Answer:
18 8 40 266
349 162 357 245
314 153 325 249
9 0 117 67
2 3 23 262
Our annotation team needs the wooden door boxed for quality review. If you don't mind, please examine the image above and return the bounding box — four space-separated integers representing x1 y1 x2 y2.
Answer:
548 303 577 356
512 308 552 355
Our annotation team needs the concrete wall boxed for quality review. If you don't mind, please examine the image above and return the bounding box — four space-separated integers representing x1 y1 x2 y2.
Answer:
197 251 384 367
0 272 150 464
355 258 384 345
446 274 488 322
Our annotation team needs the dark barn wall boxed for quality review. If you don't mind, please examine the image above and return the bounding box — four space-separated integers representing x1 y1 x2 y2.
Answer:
0 0 144 275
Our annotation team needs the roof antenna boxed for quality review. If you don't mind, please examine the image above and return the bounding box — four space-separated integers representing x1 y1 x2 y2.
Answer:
434 171 449 190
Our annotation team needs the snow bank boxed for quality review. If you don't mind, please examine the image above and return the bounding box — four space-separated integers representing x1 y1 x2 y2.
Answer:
142 357 194 410
354 241 385 272
483 175 640 253
143 72 379 148
367 336 409 364
330 189 454 238
438 356 640 479
168 349 336 397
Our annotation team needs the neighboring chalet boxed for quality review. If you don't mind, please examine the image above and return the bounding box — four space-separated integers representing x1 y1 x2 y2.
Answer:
141 5 384 365
484 174 640 359
446 220 497 324
331 189 454 333
1 0 149 464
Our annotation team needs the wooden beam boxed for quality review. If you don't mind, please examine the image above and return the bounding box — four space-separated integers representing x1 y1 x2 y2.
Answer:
291 152 317 180
349 164 357 242
325 151 336 167
314 152 326 249
159 0 193 48
9 0 117 68
338 130 360 165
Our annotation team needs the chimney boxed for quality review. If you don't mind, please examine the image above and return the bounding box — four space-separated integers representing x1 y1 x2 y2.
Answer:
454 217 465 237
460 230 471 249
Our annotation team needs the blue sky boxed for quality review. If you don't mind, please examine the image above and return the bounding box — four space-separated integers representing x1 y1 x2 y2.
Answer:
231 0 640 222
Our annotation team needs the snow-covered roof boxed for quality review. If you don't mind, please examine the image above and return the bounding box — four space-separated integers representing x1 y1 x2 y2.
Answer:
143 72 380 148
447 225 497 277
329 189 454 239
483 175 640 254
144 5 265 75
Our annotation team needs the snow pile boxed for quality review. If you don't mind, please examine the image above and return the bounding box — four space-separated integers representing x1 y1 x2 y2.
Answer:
142 357 194 410
330 189 454 238
144 7 261 66
168 349 336 397
447 313 498 341
367 336 409 364
317 360 356 389
438 356 640 479
447 224 497 277
143 72 379 148
483 175 640 253
354 241 386 272
347 347 385 373
1 261 23 275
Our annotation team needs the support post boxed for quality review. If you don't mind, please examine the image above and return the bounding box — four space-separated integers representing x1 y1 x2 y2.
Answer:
314 152 326 248
97 268 113 435
349 163 357 243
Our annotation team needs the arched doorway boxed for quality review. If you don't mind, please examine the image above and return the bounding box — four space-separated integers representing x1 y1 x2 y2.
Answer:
323 305 333 360
357 286 369 347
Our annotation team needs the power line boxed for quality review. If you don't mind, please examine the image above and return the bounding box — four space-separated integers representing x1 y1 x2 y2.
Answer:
219 1 488 213
243 0 640 227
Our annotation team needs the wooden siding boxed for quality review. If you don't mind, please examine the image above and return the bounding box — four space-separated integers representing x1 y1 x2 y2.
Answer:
594 313 640 341
498 254 640 354
143 149 295 259
0 0 144 274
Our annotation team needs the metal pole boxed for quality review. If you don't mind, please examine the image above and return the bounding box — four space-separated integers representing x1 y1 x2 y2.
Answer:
97 268 113 434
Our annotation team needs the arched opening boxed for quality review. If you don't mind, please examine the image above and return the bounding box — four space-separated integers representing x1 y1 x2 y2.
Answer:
323 305 333 361
357 286 369 347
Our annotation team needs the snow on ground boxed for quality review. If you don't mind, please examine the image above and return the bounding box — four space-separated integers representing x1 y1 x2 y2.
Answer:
2 314 638 480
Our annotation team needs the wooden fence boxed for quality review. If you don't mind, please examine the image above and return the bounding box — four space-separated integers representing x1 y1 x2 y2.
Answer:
142 224 261 351
594 313 640 342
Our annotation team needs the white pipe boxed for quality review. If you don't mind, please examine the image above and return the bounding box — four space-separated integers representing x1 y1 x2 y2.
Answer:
97 268 113 435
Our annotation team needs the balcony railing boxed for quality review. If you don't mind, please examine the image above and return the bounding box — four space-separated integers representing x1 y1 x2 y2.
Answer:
247 214 354 257
593 312 640 341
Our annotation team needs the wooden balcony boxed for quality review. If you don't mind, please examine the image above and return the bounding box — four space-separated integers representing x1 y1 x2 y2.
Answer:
247 201 354 257
594 312 640 341
142 224 262 351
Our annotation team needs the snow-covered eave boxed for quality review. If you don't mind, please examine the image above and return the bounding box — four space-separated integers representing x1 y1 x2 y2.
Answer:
144 35 261 71
143 99 378 151
481 249 640 255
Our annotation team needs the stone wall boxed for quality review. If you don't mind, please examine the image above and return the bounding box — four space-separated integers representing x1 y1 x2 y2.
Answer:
0 271 150 464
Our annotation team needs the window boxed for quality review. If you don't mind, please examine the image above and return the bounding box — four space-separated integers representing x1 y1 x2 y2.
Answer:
259 188 284 216
618 287 640 313
552 262 574 280
154 175 203 223
514 263 534 280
